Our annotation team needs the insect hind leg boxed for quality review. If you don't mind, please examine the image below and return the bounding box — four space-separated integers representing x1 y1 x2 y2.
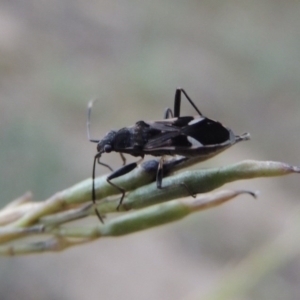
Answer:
156 156 196 198
174 88 203 117
164 88 202 119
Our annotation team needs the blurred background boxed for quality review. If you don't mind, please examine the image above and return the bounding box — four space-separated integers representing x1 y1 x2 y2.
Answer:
0 1 300 299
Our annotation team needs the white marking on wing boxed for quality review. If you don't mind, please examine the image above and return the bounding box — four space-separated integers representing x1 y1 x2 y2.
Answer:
188 116 205 125
187 136 203 147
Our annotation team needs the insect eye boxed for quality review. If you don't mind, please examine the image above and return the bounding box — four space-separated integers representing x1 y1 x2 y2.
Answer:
104 145 112 153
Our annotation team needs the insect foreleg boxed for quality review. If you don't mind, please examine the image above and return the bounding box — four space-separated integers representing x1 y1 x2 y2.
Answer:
120 152 126 165
107 156 144 210
97 157 114 172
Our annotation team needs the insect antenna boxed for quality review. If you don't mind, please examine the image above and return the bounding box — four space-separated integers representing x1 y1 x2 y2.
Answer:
87 99 101 143
87 99 112 222
92 153 104 223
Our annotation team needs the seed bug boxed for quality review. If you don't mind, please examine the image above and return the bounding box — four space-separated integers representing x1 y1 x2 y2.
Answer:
87 88 250 222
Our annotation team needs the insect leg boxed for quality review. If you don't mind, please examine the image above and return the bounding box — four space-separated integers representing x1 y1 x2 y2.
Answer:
173 89 182 118
107 156 144 210
163 108 173 119
97 157 113 172
165 88 203 119
120 152 126 165
156 156 196 198
156 156 165 189
174 88 203 117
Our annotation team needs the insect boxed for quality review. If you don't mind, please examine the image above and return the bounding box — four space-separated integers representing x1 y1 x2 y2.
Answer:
88 88 250 222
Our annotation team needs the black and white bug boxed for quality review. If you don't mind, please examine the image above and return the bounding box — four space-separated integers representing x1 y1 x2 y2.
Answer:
88 88 250 222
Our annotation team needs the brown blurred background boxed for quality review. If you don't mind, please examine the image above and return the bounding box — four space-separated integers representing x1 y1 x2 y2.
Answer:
0 1 300 299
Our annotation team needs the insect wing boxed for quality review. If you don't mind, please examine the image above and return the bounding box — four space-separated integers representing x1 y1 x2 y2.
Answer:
143 118 187 149
181 118 230 145
145 119 180 132
144 131 182 149
144 116 232 152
